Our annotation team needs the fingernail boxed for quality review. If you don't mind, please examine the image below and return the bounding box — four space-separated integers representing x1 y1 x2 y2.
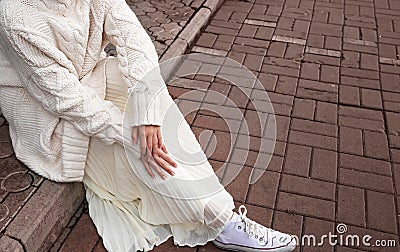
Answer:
162 175 166 180
171 171 175 176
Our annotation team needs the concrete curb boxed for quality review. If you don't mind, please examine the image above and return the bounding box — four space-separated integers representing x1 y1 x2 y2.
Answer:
0 0 224 250
160 0 225 82
1 180 85 251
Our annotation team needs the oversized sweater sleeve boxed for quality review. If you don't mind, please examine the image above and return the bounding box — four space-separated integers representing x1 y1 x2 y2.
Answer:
0 24 124 146
104 0 164 127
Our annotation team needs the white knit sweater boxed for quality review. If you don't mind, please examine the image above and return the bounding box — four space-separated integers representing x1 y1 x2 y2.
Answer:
0 0 165 182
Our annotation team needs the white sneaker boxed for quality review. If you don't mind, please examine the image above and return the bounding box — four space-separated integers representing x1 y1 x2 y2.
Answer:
213 205 297 252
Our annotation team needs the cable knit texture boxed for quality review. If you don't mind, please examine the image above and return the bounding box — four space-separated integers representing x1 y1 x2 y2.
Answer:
0 0 165 182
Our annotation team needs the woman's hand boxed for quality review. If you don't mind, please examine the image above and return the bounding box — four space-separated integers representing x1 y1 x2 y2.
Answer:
132 125 177 179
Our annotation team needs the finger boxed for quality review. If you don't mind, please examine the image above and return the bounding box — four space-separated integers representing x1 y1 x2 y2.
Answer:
157 130 168 154
132 127 138 145
148 157 166 179
154 154 175 176
139 126 147 158
157 129 163 148
152 134 158 155
140 157 155 178
161 144 168 154
147 135 153 156
157 148 177 168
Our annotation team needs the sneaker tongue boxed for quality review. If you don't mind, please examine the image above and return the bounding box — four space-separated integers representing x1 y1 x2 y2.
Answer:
222 212 241 233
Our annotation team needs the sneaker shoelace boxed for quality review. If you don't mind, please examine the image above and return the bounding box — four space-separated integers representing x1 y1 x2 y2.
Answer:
236 205 272 246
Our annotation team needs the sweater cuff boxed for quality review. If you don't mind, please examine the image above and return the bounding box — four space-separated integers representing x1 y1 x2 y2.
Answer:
130 89 162 127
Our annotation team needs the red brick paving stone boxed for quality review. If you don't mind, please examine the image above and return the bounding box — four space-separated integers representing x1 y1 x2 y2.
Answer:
297 79 338 103
381 73 400 93
292 98 315 120
272 115 290 142
393 164 400 195
389 135 400 149
339 127 363 156
205 25 239 36
280 174 336 201
243 54 264 72
339 168 394 193
238 24 257 38
272 211 303 252
0 125 11 142
276 191 335 221
363 130 390 160
258 72 278 91
254 27 274 41
337 185 366 227
341 67 379 80
310 22 342 37
227 85 250 109
304 53 341 66
267 42 287 58
314 101 337 124
341 76 381 90
383 92 400 113
232 43 268 56
290 118 338 137
235 135 283 156
340 153 392 176
227 51 246 66
275 76 298 96
381 65 400 76
246 170 280 208
310 148 338 183
92 240 106 252
360 89 382 109
307 34 324 48
283 143 312 177
59 214 99 252
338 106 385 132
0 156 28 178
262 64 300 78
392 149 400 164
285 44 305 60
262 92 293 116
0 141 13 159
335 246 369 252
366 191 398 234
239 110 265 138
203 82 230 105
360 53 379 71
325 36 342 51
222 166 252 203
302 217 335 252
386 111 400 135
193 114 233 133
301 63 320 81
289 130 337 151
341 51 360 68
196 33 217 48
320 65 340 84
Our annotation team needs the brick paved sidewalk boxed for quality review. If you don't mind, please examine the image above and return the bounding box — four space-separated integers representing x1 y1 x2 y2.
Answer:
57 0 400 251
0 0 215 250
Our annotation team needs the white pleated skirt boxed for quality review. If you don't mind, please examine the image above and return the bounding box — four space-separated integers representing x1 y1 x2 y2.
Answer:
82 58 235 252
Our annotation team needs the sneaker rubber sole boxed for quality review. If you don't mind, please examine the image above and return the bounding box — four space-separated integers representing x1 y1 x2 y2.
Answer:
212 239 296 252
